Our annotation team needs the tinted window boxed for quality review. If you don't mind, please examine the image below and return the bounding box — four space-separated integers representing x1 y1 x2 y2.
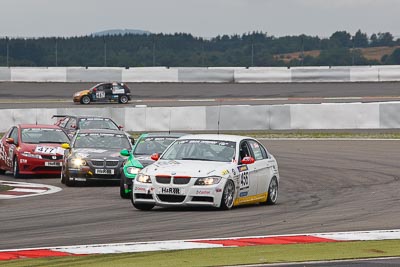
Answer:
65 118 77 130
78 118 119 130
134 137 177 155
74 133 131 149
21 128 70 144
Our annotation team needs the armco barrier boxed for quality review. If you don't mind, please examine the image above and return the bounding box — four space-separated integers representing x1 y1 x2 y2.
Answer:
2 102 400 132
0 66 400 82
11 67 67 82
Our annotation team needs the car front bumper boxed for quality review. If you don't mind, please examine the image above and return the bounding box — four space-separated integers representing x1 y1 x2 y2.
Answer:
18 156 62 175
132 180 227 208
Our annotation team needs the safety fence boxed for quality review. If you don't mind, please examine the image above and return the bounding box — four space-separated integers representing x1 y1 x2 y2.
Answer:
0 66 400 83
1 101 400 132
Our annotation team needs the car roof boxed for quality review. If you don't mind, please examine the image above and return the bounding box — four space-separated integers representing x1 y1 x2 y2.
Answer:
77 129 125 134
141 132 186 138
53 115 113 120
176 134 253 142
19 124 61 129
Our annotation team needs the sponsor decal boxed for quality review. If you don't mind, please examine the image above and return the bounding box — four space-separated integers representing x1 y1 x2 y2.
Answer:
237 165 248 172
221 169 229 175
196 190 212 195
20 159 27 164
232 168 237 175
239 191 248 197
240 171 249 189
134 186 147 192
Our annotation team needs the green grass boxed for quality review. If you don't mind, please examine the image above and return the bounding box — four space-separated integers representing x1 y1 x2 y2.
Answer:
0 185 12 192
3 240 400 267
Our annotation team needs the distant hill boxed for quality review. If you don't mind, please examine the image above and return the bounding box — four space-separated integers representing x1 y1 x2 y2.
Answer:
92 29 151 36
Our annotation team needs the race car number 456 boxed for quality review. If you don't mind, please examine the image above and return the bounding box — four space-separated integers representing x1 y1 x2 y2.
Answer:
158 187 184 195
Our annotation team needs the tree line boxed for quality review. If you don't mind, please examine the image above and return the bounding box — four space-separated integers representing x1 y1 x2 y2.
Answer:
0 30 399 67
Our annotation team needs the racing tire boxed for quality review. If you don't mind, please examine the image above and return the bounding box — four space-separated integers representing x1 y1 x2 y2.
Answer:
0 169 5 175
262 177 278 205
220 180 235 210
60 167 66 184
119 95 129 104
80 95 91 105
13 157 21 178
120 174 131 199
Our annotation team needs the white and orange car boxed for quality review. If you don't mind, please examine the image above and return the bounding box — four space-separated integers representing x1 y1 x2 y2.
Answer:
73 82 131 104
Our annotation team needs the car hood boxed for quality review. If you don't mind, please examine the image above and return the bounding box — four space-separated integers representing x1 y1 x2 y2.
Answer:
20 143 64 155
72 148 127 160
74 89 90 96
144 160 233 177
132 155 155 168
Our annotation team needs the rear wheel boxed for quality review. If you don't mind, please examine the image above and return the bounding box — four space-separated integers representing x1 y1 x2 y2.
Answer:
13 157 21 178
119 95 129 104
80 95 91 105
220 180 235 210
262 177 278 205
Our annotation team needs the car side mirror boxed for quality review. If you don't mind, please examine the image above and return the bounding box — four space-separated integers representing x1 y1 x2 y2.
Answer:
5 138 15 145
151 153 160 161
61 143 71 150
241 156 255 165
120 149 130 157
118 125 124 130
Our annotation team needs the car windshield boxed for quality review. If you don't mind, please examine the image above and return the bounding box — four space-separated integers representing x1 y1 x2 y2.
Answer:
134 137 176 155
78 118 119 130
74 133 131 149
161 139 236 162
21 128 70 144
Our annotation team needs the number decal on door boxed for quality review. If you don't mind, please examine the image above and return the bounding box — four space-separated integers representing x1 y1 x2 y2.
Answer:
240 171 249 189
96 91 105 98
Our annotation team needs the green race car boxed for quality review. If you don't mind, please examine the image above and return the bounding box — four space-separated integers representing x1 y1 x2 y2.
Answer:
119 132 185 198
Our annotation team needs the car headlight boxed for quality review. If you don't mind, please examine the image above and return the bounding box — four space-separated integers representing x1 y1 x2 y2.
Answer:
136 173 151 183
195 176 222 186
21 152 42 159
126 167 141 175
70 158 87 168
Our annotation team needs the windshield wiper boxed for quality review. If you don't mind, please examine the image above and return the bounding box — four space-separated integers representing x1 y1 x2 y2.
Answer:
181 157 214 161
38 141 64 144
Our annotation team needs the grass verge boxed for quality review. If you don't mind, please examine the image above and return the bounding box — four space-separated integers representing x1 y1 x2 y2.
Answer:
2 240 400 267
0 185 12 193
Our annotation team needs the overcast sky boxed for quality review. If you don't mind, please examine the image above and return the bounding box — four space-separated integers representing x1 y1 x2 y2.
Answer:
1 0 399 38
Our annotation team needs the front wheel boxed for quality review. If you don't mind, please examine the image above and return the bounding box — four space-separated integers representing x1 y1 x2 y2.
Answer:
13 157 21 178
220 180 235 210
120 173 131 199
119 95 129 104
80 95 91 105
65 175 75 187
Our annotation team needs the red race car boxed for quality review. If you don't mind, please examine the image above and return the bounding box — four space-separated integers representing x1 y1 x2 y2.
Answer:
0 124 70 178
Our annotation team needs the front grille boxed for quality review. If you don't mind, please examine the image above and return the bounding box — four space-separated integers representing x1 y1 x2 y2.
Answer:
106 160 119 167
157 194 185 203
173 176 191 184
41 155 63 160
192 196 213 202
135 193 153 199
91 160 104 167
156 175 171 184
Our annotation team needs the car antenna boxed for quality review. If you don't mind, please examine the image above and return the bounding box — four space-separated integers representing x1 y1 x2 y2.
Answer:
217 101 222 135
168 109 172 135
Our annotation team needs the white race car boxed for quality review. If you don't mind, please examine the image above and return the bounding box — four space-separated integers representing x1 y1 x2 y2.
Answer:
131 134 279 210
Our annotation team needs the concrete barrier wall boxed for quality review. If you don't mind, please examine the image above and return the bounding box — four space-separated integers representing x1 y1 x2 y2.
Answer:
122 67 178 82
1 66 400 82
234 67 291 83
11 67 67 82
2 102 400 132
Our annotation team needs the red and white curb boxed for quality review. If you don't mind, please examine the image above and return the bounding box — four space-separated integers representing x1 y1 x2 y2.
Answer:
1 229 400 261
0 180 61 199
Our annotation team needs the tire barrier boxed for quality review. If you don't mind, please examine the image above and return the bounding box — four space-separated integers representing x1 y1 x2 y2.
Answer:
1 66 399 82
1 102 400 132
